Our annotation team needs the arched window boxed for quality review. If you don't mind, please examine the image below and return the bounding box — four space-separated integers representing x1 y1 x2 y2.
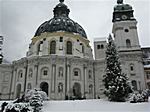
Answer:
28 69 33 79
41 67 49 77
37 41 43 55
66 41 72 54
89 84 93 94
130 64 134 71
50 40 56 54
73 68 81 77
16 84 21 98
58 67 63 77
27 83 32 90
18 70 23 80
126 39 131 47
101 44 104 49
58 83 63 93
131 80 138 90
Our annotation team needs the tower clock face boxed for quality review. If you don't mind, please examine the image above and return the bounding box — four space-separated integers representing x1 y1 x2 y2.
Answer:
121 15 127 20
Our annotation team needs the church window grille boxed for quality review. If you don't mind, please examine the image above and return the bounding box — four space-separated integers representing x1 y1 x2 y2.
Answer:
66 41 72 54
50 40 56 54
126 39 131 47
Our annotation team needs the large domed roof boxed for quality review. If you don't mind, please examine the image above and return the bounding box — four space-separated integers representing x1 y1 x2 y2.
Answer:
34 0 87 38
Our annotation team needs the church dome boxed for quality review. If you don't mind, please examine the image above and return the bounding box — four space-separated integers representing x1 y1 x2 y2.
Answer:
34 0 87 38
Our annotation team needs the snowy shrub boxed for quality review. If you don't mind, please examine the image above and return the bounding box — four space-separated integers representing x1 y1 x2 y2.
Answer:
130 90 149 103
29 89 43 112
24 88 48 102
4 102 32 112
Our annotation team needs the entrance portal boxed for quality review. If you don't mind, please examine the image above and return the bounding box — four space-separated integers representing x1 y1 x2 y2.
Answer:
73 82 81 99
16 84 21 98
40 82 49 95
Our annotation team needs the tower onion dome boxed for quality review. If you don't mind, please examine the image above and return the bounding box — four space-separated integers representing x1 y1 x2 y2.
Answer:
35 0 87 38
112 0 135 22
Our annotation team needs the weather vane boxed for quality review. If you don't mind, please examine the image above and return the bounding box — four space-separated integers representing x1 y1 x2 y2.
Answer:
59 0 64 3
117 0 123 4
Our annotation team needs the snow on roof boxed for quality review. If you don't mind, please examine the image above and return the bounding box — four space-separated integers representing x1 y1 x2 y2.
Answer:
144 64 150 68
94 37 106 42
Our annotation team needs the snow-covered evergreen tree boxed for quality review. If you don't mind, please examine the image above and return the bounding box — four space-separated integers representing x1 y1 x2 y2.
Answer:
25 88 48 102
103 34 132 102
29 89 43 112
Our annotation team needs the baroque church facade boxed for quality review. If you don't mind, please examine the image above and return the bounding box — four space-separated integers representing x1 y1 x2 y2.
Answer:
0 0 146 100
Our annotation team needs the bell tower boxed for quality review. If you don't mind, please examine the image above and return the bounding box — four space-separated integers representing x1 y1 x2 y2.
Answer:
112 0 146 91
112 0 140 50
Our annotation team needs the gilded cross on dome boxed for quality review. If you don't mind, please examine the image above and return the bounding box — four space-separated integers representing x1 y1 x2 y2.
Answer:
59 0 64 3
117 0 123 4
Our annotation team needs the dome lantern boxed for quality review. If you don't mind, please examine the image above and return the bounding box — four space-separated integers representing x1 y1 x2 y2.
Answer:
117 0 123 4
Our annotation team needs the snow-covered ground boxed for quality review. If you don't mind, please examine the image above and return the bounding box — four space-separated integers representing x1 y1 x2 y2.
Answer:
1 99 150 112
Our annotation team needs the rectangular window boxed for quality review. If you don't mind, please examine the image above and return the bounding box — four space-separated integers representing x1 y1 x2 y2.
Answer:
97 45 100 49
130 66 134 71
131 74 136 76
20 73 23 78
60 37 63 42
74 71 78 76
43 70 48 76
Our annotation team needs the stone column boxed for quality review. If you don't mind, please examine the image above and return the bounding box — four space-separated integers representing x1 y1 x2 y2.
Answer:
67 65 70 94
84 66 88 96
51 64 56 92
34 64 38 86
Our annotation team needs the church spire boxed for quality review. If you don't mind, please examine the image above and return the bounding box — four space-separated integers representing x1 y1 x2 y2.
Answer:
117 0 123 4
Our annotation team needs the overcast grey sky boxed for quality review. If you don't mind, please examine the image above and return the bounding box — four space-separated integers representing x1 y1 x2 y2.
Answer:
0 0 150 62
